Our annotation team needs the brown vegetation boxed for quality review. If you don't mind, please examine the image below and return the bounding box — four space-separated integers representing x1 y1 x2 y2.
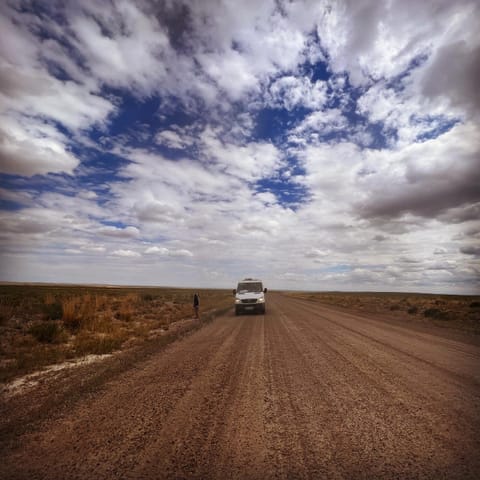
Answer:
0 285 231 383
286 291 480 334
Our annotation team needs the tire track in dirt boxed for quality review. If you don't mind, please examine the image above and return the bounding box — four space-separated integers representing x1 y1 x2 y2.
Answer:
262 304 345 479
128 313 268 479
283 295 480 382
273 294 480 478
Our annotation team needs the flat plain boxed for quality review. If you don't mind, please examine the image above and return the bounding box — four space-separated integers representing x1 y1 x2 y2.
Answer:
1 286 479 479
0 284 232 383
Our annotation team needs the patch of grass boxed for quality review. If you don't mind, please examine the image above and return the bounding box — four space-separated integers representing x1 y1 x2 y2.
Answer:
0 300 14 325
113 294 139 321
423 308 449 320
62 297 79 331
0 284 233 382
5 344 72 382
61 295 97 331
115 309 133 322
73 332 126 356
43 302 63 320
286 290 480 333
29 321 62 343
44 293 56 305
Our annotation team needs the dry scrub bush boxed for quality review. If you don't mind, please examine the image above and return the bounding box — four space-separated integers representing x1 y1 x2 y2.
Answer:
29 321 61 343
141 293 155 302
73 331 126 355
62 295 96 331
43 302 63 320
0 286 232 382
125 293 140 304
95 295 109 311
115 308 133 322
0 299 15 324
424 308 449 320
77 295 96 328
44 293 56 305
61 294 134 335
62 297 78 329
132 323 150 338
114 295 138 321
15 345 69 374
42 293 64 321
90 311 116 334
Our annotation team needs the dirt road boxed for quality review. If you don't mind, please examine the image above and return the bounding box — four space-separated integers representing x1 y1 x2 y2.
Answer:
1 293 480 479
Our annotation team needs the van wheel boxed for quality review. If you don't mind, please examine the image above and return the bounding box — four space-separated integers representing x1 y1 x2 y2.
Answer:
235 307 241 316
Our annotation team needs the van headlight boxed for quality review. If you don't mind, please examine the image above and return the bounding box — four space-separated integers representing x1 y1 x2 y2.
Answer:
235 298 241 304
257 296 265 303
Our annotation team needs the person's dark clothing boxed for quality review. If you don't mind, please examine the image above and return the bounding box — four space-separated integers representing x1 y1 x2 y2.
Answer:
193 293 199 318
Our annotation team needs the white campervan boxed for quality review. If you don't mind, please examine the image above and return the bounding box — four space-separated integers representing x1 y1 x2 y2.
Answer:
233 278 267 315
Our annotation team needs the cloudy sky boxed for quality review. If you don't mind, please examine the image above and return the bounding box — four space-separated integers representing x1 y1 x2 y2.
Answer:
1 0 479 293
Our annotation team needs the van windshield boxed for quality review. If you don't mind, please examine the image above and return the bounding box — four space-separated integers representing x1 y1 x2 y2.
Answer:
237 282 263 293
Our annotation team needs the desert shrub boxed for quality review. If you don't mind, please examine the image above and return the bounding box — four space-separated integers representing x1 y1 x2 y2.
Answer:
0 301 14 324
114 310 133 321
407 306 418 315
77 296 96 328
12 345 68 378
114 297 135 321
125 293 140 305
90 314 115 334
74 333 124 355
62 297 81 331
44 293 56 305
95 295 108 311
142 293 154 302
62 297 76 319
424 308 448 320
62 295 97 331
29 321 61 343
43 302 63 320
389 304 400 311
470 301 480 309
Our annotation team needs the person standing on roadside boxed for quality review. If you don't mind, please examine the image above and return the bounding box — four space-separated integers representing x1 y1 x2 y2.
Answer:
193 292 200 319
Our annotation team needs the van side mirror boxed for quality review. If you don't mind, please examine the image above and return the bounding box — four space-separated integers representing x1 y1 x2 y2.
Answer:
233 289 236 295
264 288 267 293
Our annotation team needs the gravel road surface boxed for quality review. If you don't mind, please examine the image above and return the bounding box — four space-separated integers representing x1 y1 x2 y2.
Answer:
1 293 479 479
